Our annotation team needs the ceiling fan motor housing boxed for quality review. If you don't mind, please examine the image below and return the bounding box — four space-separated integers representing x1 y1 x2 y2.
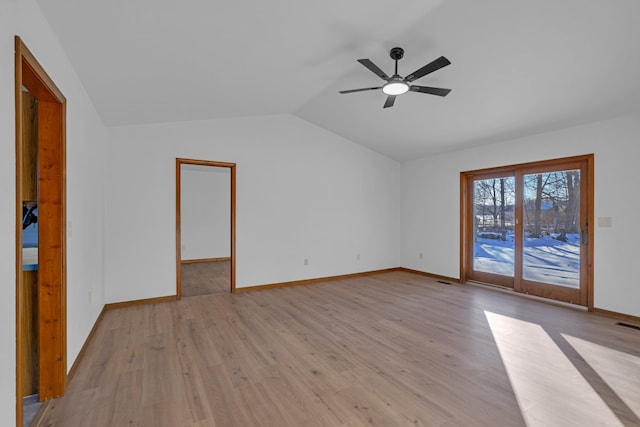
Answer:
389 47 404 61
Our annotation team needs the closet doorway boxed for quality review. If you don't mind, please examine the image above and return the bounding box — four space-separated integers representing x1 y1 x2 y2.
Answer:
176 159 236 297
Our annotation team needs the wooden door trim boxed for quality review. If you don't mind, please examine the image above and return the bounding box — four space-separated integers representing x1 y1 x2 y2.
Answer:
176 158 236 298
460 154 594 308
459 174 469 283
586 154 594 311
15 36 67 427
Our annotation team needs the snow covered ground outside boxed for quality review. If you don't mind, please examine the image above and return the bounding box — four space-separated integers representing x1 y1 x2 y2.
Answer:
473 233 580 288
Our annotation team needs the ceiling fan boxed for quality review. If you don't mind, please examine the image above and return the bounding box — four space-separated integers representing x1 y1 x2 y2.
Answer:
339 47 451 108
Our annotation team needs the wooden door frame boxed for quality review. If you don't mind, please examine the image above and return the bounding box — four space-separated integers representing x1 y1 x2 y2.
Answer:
15 36 67 426
460 154 594 310
176 158 236 297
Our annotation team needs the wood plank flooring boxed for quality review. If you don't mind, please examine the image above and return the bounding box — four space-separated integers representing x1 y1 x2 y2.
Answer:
181 261 230 297
40 271 640 426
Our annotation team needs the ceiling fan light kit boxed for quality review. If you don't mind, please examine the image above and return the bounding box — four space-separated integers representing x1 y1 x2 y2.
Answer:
382 79 409 95
339 47 451 108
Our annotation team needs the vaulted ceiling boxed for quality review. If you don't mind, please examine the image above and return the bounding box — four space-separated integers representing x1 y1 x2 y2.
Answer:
36 0 640 161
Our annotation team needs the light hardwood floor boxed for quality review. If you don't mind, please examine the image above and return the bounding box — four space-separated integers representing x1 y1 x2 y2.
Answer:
40 271 640 426
181 260 230 297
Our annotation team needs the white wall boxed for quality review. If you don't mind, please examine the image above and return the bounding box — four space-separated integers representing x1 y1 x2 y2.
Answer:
0 0 108 424
401 112 640 317
181 166 230 260
106 114 402 302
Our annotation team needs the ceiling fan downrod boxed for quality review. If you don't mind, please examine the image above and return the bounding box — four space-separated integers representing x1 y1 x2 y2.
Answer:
389 47 404 76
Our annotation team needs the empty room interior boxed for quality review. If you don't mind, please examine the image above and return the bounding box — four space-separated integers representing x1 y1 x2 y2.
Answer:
2 1 640 426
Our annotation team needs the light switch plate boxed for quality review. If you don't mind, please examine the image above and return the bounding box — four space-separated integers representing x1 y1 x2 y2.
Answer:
598 217 612 228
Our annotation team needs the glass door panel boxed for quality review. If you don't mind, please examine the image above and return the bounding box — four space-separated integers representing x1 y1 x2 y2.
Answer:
470 175 516 286
522 170 581 288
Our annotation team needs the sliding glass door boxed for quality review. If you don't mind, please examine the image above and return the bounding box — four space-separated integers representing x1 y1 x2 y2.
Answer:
463 155 592 306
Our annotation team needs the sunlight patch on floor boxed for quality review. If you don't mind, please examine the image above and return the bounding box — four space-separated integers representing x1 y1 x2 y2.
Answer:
563 333 640 419
485 311 622 427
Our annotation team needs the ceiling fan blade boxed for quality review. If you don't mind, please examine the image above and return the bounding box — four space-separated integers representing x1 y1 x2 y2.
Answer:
405 56 451 82
409 85 451 97
383 95 396 108
357 59 390 80
339 86 382 94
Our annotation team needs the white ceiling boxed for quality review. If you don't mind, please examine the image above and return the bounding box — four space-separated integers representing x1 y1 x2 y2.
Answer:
36 0 640 161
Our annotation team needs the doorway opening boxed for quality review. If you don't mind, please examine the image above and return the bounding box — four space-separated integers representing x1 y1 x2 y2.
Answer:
460 155 594 308
176 158 236 297
15 37 67 427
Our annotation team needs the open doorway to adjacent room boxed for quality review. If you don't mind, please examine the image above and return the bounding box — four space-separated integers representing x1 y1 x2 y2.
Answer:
15 36 67 427
176 158 236 297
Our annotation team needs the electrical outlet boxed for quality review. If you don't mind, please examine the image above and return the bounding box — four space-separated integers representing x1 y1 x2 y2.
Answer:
304 258 309 266
419 252 423 259
357 253 360 261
